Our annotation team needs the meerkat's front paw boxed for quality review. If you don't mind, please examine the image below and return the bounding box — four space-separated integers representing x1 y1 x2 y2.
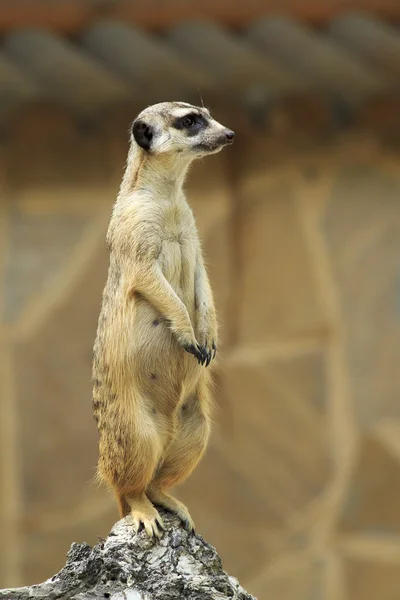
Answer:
174 328 208 365
170 322 204 364
197 328 217 367
182 341 210 366
170 318 215 366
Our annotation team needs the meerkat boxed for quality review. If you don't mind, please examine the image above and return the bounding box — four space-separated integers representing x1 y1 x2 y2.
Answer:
92 102 234 537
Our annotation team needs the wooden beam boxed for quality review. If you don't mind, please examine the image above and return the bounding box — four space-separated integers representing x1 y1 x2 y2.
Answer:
1 1 400 34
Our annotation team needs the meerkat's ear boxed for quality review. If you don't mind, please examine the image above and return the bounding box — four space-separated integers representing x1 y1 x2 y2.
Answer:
132 119 153 151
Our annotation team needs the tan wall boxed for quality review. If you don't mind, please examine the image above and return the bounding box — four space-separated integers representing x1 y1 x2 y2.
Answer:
1 107 400 599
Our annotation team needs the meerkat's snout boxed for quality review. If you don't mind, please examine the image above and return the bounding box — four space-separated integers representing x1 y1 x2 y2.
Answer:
222 129 235 144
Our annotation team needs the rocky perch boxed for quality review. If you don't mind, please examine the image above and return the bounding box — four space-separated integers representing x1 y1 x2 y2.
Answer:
0 511 256 599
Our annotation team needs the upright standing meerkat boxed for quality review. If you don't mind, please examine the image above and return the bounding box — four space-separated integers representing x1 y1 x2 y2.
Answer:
92 102 234 537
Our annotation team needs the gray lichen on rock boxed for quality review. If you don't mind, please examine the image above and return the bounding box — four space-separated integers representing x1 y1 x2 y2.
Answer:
0 511 257 599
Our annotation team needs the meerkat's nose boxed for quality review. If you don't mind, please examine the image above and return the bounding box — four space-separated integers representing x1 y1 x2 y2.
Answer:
224 129 235 144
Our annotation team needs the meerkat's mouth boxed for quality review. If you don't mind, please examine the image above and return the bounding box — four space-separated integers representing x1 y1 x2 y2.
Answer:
192 129 235 154
191 141 226 154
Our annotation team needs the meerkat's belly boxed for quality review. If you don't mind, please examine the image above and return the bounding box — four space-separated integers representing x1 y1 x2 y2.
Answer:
131 238 198 393
130 299 200 409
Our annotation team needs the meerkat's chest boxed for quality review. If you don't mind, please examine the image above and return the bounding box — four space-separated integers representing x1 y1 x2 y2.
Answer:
161 203 197 246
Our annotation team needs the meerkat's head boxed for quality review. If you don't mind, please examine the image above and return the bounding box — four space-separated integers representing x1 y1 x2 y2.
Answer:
131 102 234 159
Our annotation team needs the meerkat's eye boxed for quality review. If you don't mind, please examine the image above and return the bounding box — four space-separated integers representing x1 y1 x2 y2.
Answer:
182 115 195 128
173 112 206 133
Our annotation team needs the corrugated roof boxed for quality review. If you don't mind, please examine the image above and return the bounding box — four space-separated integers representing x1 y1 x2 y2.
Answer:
1 11 400 121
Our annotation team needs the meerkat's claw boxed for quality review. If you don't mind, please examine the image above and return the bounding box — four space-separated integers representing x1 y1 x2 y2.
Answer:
200 343 215 367
183 342 205 364
181 338 215 367
195 345 203 364
181 514 195 532
198 345 209 365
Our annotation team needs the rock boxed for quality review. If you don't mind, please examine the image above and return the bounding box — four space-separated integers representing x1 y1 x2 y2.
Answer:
0 512 256 600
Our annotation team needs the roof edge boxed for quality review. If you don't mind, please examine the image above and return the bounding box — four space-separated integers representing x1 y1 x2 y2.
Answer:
1 0 400 34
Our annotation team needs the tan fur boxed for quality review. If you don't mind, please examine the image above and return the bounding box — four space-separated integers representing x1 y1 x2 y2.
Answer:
92 102 234 537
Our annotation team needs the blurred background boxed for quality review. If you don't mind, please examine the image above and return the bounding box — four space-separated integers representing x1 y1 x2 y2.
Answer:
1 1 400 598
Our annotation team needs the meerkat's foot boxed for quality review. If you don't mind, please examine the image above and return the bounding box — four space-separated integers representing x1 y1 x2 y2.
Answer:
147 487 195 532
127 493 165 538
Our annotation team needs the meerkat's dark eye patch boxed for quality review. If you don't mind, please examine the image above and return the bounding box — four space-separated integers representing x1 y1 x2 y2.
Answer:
173 113 208 136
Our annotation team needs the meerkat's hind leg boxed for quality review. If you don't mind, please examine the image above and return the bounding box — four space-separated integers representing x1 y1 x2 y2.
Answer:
147 485 195 532
126 492 165 538
146 383 211 533
116 491 131 518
